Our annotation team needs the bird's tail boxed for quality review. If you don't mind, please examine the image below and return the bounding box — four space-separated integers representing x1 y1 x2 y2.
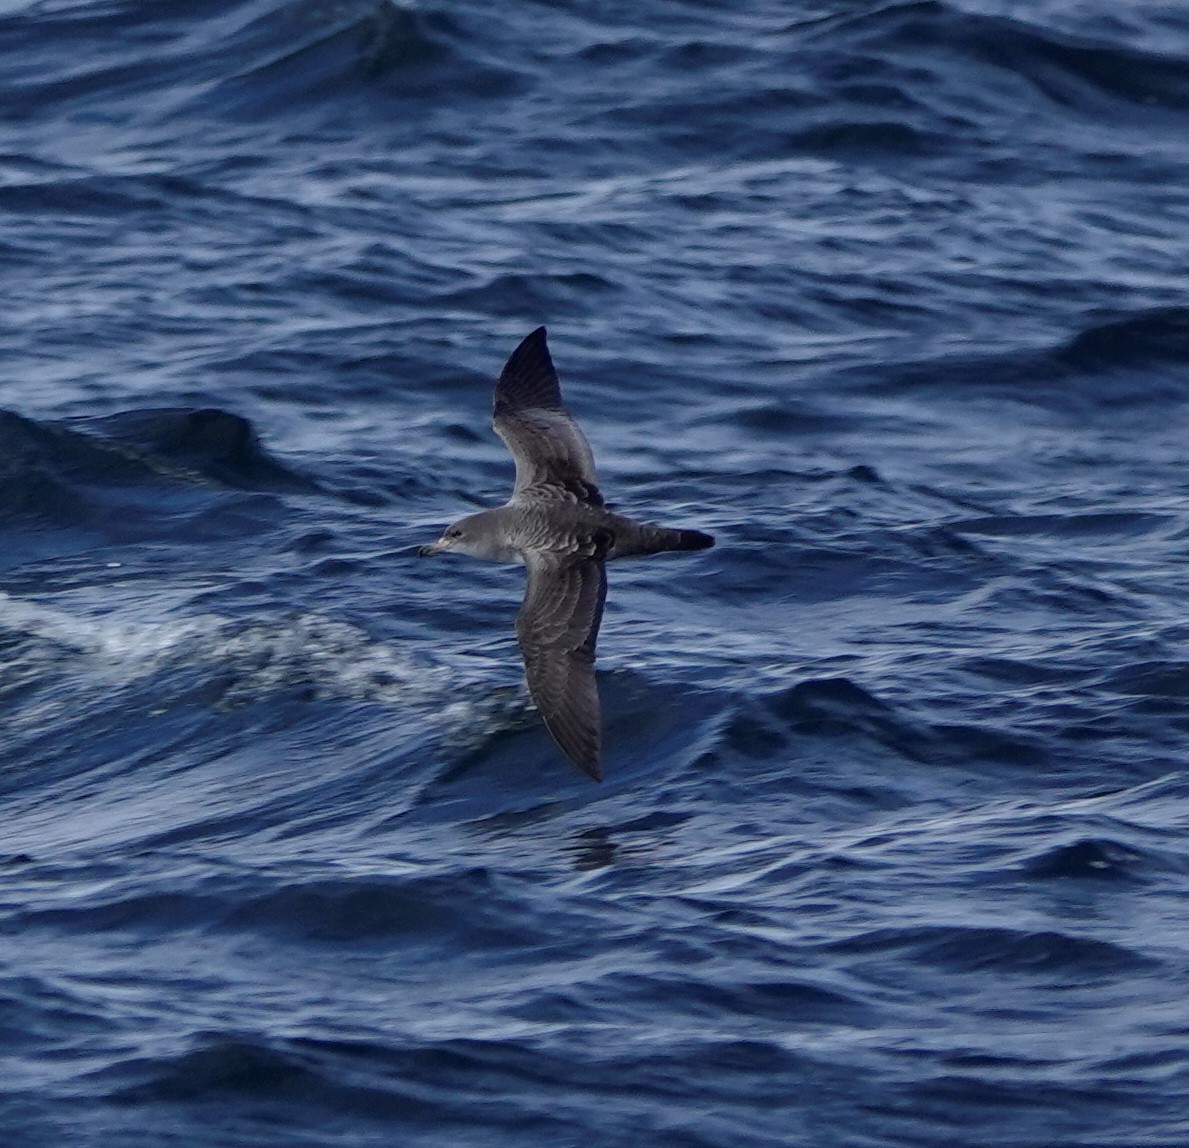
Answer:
614 523 715 557
669 528 715 551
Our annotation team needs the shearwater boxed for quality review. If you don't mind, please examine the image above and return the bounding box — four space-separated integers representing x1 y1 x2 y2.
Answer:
420 327 714 781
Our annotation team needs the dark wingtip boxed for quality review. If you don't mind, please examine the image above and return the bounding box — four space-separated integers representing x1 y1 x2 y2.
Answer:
546 725 603 782
494 327 563 413
552 729 602 782
535 705 603 781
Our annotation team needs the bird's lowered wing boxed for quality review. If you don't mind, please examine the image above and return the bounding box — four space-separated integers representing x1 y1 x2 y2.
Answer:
515 552 607 781
492 327 603 506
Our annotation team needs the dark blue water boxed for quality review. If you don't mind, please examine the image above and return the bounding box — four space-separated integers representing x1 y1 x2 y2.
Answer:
2 1 1189 1144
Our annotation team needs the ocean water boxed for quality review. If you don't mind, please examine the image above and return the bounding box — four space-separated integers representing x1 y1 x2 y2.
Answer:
2 0 1189 1144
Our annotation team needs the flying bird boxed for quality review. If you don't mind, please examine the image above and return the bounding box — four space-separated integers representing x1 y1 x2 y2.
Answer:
420 327 714 781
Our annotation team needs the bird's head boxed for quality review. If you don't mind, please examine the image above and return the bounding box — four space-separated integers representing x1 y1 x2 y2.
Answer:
418 512 505 560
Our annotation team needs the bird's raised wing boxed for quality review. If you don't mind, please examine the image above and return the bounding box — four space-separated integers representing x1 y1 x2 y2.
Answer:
492 327 603 507
515 552 607 781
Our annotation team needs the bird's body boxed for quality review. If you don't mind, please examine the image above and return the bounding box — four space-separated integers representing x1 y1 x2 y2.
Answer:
420 327 713 781
441 501 709 565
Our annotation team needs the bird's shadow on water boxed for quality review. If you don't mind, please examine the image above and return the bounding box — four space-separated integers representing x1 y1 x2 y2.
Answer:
394 671 724 865
562 825 621 870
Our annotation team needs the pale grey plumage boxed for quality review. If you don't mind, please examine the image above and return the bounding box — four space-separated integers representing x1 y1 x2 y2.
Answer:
420 327 714 781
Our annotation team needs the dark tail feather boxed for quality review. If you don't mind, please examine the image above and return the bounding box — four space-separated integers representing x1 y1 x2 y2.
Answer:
673 529 714 551
615 523 715 558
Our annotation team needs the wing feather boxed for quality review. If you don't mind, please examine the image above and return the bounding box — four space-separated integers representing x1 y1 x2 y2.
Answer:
515 554 607 781
492 328 603 506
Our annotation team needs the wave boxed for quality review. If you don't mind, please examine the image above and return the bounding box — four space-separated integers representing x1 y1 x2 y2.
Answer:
1021 836 1147 881
0 0 517 126
201 0 465 117
0 600 466 728
1058 306 1189 369
854 305 1189 413
832 923 1154 976
716 671 1071 782
0 406 314 534
816 0 1189 115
